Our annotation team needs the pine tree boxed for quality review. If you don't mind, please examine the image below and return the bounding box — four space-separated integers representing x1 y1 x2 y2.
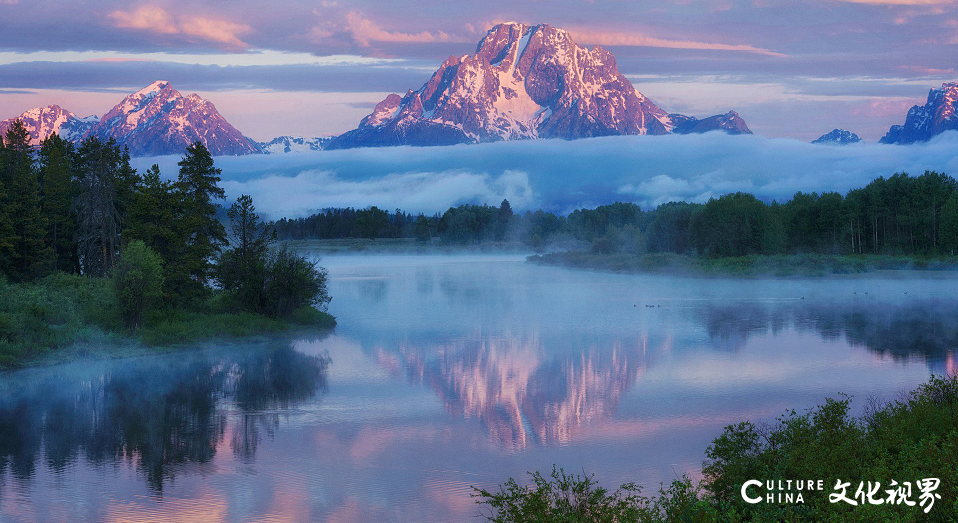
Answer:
0 134 12 277
74 137 122 277
124 164 192 297
38 134 79 273
216 194 275 311
175 142 226 297
2 120 50 281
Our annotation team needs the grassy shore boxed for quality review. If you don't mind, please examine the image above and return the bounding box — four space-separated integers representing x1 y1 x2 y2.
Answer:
0 273 335 369
529 252 958 277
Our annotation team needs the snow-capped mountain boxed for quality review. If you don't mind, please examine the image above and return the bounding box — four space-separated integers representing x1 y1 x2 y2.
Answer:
0 82 260 156
257 135 331 154
812 129 861 145
90 81 260 156
328 22 750 149
0 105 98 145
668 111 752 135
880 83 958 144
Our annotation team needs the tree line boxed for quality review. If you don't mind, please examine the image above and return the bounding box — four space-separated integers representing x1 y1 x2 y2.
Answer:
0 120 329 331
276 171 958 257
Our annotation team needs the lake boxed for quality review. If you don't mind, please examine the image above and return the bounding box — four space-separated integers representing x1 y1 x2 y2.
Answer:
0 253 955 522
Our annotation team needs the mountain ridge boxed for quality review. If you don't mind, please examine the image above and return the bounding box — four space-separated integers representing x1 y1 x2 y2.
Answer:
328 22 751 149
0 81 260 157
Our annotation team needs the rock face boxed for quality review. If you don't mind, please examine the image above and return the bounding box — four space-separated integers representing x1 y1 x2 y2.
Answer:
258 136 331 154
0 105 98 145
0 81 260 156
812 129 861 145
668 111 752 135
91 81 260 156
328 22 749 149
880 83 958 144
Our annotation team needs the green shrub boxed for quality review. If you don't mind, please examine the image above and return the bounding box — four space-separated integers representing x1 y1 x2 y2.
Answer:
112 240 164 331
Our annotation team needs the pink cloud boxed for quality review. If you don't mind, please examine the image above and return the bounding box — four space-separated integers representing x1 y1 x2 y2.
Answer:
180 17 251 48
568 28 785 56
110 5 177 34
109 5 251 49
344 11 467 46
312 11 472 48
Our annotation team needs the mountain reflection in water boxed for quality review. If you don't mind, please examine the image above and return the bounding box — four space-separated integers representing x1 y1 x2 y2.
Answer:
359 298 958 451
2 255 958 522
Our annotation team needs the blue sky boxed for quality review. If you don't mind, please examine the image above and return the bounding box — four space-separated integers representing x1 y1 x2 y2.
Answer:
1 0 955 141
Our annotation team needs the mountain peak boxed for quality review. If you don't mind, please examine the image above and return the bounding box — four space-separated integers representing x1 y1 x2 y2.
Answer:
812 129 861 145
329 22 749 149
89 81 259 156
880 81 958 144
0 104 97 145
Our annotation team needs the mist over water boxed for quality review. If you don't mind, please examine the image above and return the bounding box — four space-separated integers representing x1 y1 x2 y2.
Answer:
133 132 958 218
2 254 953 522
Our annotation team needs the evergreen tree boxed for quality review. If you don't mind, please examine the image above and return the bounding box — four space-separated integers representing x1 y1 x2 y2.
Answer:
175 142 226 295
0 129 13 277
74 137 123 276
124 164 192 297
2 120 50 281
216 194 275 311
38 134 79 273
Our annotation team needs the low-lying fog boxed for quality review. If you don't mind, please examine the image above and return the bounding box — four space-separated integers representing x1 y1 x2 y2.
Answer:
133 132 958 218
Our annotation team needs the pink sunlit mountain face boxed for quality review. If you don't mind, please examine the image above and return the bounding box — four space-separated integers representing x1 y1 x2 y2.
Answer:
90 81 261 156
0 81 261 156
328 22 751 149
881 82 958 144
0 105 98 146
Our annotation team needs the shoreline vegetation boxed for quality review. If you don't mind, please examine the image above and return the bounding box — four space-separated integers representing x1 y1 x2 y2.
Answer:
274 169 958 276
528 252 958 277
474 375 958 522
0 122 333 369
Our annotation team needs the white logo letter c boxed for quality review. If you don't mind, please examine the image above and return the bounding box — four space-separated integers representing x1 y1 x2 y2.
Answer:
741 480 763 504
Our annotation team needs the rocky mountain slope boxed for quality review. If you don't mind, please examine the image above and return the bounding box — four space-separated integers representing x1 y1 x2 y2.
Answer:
880 83 958 144
0 81 260 156
0 105 97 146
812 129 861 145
328 22 750 149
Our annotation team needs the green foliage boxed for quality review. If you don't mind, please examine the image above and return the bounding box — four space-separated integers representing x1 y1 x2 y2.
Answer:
479 376 958 523
354 206 390 239
474 467 656 523
73 137 131 276
216 194 276 312
2 120 50 281
38 134 79 273
261 245 331 318
0 273 118 367
175 142 226 296
112 240 164 332
690 193 783 257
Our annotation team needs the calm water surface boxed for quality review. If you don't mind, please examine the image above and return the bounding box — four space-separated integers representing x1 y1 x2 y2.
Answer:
1 253 956 522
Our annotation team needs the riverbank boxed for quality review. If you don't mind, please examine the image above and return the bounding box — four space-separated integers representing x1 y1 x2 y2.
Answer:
0 273 335 369
529 252 958 277
283 237 534 254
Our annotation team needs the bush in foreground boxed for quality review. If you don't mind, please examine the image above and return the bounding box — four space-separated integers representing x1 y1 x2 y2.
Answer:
475 375 958 522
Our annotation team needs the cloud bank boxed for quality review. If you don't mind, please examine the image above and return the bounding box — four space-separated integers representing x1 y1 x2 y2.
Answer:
131 133 958 219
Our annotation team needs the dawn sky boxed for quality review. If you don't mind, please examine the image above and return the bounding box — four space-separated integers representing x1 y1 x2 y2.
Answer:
1 0 955 142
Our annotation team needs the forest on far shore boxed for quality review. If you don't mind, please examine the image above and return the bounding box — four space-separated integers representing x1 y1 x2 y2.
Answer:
275 170 958 259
